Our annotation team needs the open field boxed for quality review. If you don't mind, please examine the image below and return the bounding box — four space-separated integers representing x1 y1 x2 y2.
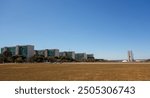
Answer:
0 63 150 81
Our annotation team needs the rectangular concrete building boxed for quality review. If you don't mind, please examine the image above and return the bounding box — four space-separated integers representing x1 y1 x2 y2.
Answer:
34 50 45 56
59 52 66 57
1 45 34 59
65 51 75 59
35 49 59 57
87 54 94 59
45 49 59 57
59 51 75 59
75 53 87 61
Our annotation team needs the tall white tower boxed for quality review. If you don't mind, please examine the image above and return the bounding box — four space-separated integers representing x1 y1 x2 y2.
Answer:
128 50 134 62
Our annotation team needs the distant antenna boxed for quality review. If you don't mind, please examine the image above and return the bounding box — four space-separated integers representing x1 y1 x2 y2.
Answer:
128 50 134 62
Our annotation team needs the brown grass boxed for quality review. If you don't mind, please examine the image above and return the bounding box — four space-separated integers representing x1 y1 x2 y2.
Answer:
0 63 150 81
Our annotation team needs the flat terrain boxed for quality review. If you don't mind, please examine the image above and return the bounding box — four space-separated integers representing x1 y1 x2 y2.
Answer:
0 63 150 81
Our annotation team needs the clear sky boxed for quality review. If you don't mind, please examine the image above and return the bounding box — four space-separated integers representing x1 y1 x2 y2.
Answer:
0 0 150 60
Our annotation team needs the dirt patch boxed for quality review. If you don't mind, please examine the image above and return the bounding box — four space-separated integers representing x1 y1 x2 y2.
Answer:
0 63 150 81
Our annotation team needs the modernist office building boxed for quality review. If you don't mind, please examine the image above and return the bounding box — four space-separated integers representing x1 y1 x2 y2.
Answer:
75 53 87 60
45 49 59 57
87 54 94 59
59 51 75 59
34 50 45 56
1 45 34 59
59 52 66 57
35 49 59 57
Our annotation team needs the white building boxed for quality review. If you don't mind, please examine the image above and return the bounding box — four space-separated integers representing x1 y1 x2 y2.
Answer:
128 50 134 62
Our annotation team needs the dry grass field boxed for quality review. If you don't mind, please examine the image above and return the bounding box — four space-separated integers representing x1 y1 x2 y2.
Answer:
0 63 150 81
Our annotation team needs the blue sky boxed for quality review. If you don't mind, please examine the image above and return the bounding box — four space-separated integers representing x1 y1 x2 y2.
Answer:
0 0 150 59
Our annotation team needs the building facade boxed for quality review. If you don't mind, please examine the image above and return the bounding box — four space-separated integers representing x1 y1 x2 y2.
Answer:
34 50 45 56
35 49 59 57
59 52 66 57
128 50 134 62
65 51 75 59
45 49 59 57
87 54 94 59
75 53 87 61
59 51 75 59
1 45 34 59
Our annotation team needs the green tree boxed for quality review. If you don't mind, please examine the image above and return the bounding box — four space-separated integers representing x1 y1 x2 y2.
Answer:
29 55 45 63
15 57 23 63
13 55 26 63
2 50 12 63
48 57 57 63
3 50 12 58
0 54 4 63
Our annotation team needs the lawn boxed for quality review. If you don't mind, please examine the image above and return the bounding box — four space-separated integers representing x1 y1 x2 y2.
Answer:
0 63 150 81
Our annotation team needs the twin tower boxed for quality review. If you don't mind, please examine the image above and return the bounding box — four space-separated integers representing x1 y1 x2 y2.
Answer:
128 50 134 62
